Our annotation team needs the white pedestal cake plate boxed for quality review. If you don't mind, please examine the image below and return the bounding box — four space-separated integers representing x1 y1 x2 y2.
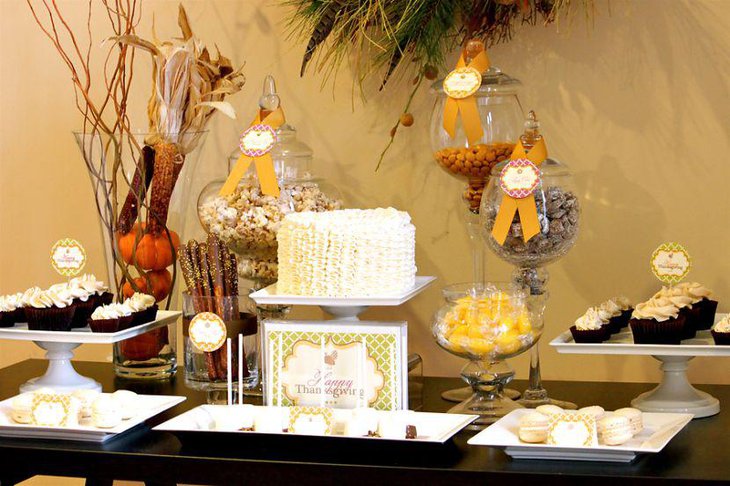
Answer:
250 276 436 321
0 311 181 393
550 315 728 418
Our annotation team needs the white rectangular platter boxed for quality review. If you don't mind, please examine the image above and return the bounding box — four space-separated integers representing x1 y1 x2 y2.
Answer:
551 324 730 357
154 404 476 444
0 310 181 344
0 393 186 443
468 409 693 463
250 276 436 307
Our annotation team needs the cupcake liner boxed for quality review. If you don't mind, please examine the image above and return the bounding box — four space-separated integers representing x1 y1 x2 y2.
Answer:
26 306 75 332
0 311 16 328
617 309 633 329
694 299 718 330
630 315 686 345
71 298 98 328
678 307 696 340
570 325 609 343
118 315 134 331
711 330 730 345
96 292 115 306
130 304 158 327
605 317 624 334
88 317 120 333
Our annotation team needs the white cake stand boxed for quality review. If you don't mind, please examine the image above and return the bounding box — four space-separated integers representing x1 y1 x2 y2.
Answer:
0 311 181 393
550 317 728 418
250 276 436 321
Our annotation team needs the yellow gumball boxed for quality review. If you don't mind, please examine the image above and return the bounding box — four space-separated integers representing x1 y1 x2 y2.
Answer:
467 338 495 355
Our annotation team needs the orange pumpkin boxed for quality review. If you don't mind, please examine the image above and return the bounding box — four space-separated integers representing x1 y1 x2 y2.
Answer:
122 268 172 302
119 326 168 361
117 223 179 271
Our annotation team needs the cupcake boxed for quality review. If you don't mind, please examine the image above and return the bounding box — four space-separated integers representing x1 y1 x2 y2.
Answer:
629 297 686 345
0 293 23 327
597 300 623 334
652 287 697 339
570 307 609 343
24 287 76 331
88 304 123 333
614 296 633 329
124 292 158 327
675 282 717 330
117 302 135 330
61 280 99 328
711 315 730 345
71 274 113 306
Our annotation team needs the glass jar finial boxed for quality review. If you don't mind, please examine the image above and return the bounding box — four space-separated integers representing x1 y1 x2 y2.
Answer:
520 110 542 150
259 74 280 112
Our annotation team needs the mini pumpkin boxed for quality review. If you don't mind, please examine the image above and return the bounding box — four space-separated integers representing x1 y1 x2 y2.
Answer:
122 268 172 302
117 223 179 271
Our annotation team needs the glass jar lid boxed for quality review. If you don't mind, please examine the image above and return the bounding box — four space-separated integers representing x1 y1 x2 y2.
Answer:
431 66 522 96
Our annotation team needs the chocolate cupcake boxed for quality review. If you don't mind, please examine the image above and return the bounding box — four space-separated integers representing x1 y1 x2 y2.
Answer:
88 304 123 333
24 288 76 332
0 293 23 328
652 287 696 339
675 282 717 331
51 282 97 329
711 315 730 345
570 308 610 343
124 293 158 327
70 274 113 307
629 297 685 345
614 296 633 330
597 300 623 334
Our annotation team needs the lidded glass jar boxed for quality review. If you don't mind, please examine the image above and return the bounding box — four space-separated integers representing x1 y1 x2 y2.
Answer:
430 47 524 213
480 112 581 268
197 76 342 288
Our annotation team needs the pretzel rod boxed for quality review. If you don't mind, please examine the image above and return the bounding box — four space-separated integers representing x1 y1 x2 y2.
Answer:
207 234 227 318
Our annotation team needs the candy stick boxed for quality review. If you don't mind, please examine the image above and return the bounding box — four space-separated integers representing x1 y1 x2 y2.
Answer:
238 332 243 405
227 337 233 406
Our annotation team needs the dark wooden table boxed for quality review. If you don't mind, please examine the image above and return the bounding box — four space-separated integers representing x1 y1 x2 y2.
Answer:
0 360 727 485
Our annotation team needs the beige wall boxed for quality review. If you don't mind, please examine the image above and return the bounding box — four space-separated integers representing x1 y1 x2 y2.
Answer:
1 0 729 387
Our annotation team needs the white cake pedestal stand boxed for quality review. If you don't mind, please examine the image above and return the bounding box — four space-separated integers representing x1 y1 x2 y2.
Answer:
550 319 728 419
0 311 181 393
630 355 719 418
250 276 436 323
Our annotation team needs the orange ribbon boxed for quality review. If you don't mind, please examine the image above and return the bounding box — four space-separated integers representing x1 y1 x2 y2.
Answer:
490 138 548 245
442 50 490 145
219 107 286 197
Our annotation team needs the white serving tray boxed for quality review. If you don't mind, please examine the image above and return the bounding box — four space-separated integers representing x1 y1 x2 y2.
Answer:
249 276 436 307
154 404 476 443
468 409 693 463
0 310 181 344
0 393 186 443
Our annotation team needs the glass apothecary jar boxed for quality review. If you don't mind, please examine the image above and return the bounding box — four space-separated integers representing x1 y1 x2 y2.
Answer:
183 291 260 392
430 66 524 213
197 124 343 289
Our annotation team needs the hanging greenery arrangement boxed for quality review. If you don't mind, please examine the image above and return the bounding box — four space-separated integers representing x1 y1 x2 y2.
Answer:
283 0 593 166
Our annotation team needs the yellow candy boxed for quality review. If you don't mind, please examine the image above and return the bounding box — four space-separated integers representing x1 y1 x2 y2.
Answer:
450 325 468 337
467 326 486 339
467 338 494 355
517 313 532 334
496 331 522 355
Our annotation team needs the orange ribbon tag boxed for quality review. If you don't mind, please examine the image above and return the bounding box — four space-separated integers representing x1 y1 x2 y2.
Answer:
442 50 490 145
219 107 286 197
491 138 548 245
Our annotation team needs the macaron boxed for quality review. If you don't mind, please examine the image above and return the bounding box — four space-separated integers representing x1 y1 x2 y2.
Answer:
578 405 605 420
91 395 123 429
254 407 288 433
214 404 255 431
72 390 100 418
598 415 633 446
111 390 139 420
10 393 35 424
344 408 379 437
535 404 564 417
518 411 550 443
614 407 643 435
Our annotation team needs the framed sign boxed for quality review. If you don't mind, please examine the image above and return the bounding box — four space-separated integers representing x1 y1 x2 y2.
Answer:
262 320 408 411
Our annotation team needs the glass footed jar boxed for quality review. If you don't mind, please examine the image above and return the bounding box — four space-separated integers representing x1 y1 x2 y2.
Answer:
430 66 524 213
432 283 544 427
197 124 343 290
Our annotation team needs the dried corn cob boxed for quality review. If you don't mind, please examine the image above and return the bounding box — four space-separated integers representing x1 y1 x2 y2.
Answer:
148 142 183 234
117 145 155 234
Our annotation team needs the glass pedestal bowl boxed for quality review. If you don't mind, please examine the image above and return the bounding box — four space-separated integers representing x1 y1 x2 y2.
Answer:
432 283 544 428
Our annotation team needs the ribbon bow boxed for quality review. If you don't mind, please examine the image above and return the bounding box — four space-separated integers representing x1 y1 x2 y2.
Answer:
219 107 286 197
490 138 548 245
442 50 490 145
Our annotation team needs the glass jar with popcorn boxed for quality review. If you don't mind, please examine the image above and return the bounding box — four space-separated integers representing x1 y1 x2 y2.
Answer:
432 282 544 428
197 123 342 290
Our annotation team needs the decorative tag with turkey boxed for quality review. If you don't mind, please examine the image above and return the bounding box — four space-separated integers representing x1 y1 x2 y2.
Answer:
651 242 691 284
499 159 541 199
239 124 277 157
443 67 482 99
189 312 227 352
31 393 72 427
50 238 86 277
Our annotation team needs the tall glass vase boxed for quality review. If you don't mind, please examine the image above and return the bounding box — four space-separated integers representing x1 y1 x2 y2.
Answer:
74 131 206 379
